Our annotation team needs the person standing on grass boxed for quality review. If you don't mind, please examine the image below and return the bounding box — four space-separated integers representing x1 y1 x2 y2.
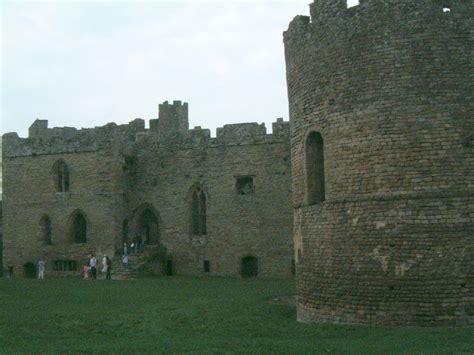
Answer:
89 254 97 279
102 255 108 274
82 263 89 279
106 256 112 280
37 260 45 280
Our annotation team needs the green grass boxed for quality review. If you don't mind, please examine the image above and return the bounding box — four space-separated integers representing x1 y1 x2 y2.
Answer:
1 277 473 353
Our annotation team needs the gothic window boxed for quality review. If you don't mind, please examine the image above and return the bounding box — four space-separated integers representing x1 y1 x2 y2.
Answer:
39 215 52 245
305 131 325 205
52 160 70 192
71 211 87 243
191 187 206 235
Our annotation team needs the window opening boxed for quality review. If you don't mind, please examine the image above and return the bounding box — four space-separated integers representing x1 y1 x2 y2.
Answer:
53 160 70 192
204 260 210 273
236 176 254 195
305 132 325 205
191 187 206 235
40 215 52 245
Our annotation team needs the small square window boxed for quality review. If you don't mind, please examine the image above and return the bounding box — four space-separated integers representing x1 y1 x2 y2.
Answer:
235 176 254 195
203 260 210 273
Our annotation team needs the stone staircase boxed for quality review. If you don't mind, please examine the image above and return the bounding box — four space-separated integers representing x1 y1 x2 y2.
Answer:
112 244 167 280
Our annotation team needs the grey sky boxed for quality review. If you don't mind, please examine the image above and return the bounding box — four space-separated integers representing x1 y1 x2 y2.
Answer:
2 0 359 138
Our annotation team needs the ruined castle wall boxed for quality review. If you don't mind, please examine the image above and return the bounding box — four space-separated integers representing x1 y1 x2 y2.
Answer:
128 120 293 278
285 0 473 325
2 100 293 278
2 122 142 276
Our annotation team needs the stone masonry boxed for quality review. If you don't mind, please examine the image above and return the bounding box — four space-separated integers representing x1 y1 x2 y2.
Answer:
284 0 473 325
2 101 293 279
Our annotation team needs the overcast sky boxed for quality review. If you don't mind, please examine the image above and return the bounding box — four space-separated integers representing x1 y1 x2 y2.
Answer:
2 0 359 138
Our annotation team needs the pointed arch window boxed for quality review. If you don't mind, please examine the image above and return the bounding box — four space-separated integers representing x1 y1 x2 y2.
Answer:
71 211 87 243
39 215 52 245
306 131 325 205
52 160 70 192
191 187 207 235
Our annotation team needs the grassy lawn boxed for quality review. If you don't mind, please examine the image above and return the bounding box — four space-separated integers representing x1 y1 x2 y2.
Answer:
0 276 473 353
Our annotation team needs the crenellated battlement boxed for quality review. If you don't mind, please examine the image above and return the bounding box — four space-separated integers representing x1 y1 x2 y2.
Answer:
2 101 289 157
2 118 146 158
285 0 471 43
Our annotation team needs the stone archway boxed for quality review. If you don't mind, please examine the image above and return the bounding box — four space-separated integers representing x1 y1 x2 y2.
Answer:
241 256 258 278
131 204 161 246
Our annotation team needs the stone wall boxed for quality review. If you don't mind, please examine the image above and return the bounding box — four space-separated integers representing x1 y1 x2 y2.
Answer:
284 0 473 325
2 101 293 278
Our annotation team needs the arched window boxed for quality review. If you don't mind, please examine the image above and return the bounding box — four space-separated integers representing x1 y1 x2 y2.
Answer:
52 160 70 192
305 131 325 205
39 215 52 245
70 211 87 243
191 187 206 235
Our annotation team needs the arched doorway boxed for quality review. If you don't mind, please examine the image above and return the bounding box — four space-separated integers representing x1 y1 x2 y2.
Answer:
241 256 258 278
132 204 161 246
23 262 37 278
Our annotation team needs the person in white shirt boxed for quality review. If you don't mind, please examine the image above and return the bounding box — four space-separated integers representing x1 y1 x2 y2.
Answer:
37 260 45 280
89 255 97 279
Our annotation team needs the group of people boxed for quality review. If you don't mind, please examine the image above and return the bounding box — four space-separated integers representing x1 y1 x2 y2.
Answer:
120 235 145 269
82 254 112 280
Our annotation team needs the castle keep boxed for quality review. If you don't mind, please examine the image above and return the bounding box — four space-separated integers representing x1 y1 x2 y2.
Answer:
2 101 293 278
284 0 473 325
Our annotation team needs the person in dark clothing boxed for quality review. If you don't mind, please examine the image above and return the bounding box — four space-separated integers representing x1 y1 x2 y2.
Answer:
106 256 112 280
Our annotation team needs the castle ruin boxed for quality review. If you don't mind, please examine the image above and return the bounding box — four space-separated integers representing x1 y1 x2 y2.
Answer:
2 101 293 278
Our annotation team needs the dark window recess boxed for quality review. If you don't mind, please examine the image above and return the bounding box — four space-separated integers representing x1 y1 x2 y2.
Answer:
204 260 210 273
306 132 325 205
291 259 296 276
53 260 77 271
52 160 70 192
236 176 254 195
191 188 206 235
40 215 52 245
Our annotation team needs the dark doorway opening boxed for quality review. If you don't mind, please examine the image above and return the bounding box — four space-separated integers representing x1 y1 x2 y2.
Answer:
166 259 173 276
137 209 159 245
23 262 37 278
72 212 87 243
203 260 210 273
241 256 258 278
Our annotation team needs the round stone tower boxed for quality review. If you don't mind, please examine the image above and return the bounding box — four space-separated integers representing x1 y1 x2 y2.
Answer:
284 0 473 325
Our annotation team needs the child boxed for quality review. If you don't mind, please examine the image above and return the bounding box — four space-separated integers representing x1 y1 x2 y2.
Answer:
83 264 89 279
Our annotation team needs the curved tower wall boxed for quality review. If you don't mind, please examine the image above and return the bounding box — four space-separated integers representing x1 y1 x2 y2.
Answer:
284 0 473 325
